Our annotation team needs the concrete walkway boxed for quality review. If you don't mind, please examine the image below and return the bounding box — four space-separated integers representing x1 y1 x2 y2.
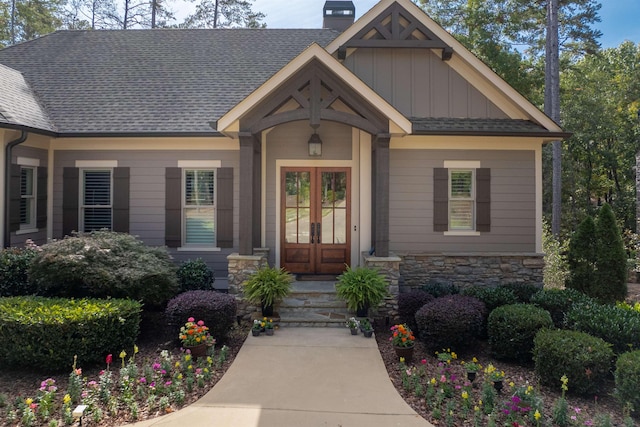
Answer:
133 328 433 427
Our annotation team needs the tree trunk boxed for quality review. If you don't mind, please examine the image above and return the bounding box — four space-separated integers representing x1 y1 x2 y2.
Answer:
151 0 157 28
213 0 219 28
10 0 17 45
545 0 561 235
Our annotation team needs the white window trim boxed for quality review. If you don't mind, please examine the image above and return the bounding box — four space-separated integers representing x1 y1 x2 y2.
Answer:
19 165 37 231
79 168 113 232
443 160 482 235
181 168 218 249
76 160 118 168
17 157 40 167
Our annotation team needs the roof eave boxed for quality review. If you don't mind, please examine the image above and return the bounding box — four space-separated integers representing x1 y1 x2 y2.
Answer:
411 129 572 140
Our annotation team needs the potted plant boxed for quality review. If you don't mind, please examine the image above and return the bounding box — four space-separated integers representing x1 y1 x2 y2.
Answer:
463 357 481 382
390 323 415 362
243 266 293 316
360 318 374 338
346 317 360 335
179 317 215 357
264 317 275 336
252 319 263 336
335 266 388 317
485 364 505 393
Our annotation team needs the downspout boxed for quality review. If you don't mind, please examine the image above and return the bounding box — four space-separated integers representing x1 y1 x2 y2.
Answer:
4 130 27 248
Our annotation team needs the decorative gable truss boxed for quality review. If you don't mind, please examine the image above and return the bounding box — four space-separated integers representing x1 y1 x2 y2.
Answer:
337 2 453 61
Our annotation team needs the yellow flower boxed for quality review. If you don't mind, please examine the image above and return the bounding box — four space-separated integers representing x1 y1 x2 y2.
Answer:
451 352 457 360
120 350 126 359
526 385 534 394
461 391 469 399
474 406 480 412
175 361 180 368
204 368 209 373
134 344 139 354
185 355 192 362
63 394 71 405
509 381 515 387
25 398 33 405
534 410 541 420
177 373 183 380
430 378 437 385
399 357 405 363
478 400 483 406
188 365 193 370
472 357 478 363
207 356 213 364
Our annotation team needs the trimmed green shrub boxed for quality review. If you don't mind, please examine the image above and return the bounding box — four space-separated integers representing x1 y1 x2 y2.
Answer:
335 266 387 312
461 286 518 312
165 290 237 343
593 203 627 303
488 304 553 362
499 283 542 303
415 294 487 352
565 302 640 354
567 214 597 295
177 258 215 292
421 280 459 298
0 296 141 371
398 290 434 334
0 246 39 296
530 288 594 328
533 329 613 395
615 350 640 412
29 231 179 307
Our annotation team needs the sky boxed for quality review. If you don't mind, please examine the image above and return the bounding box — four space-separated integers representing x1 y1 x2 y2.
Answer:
175 0 640 49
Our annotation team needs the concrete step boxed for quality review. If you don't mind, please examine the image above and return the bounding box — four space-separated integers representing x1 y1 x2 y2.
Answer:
277 280 354 327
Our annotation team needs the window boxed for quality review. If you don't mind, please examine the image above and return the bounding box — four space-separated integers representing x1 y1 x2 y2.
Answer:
449 169 474 230
81 169 112 231
20 166 36 229
183 169 215 245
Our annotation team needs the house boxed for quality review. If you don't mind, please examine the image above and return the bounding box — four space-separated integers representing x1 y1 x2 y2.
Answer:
0 0 566 317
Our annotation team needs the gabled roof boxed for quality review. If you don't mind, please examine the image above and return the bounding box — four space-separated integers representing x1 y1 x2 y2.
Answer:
0 63 56 133
0 29 339 135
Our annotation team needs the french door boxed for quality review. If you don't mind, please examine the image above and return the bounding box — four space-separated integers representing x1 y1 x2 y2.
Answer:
281 167 351 275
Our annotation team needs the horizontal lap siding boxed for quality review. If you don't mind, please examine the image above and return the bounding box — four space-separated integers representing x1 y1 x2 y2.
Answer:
389 149 536 253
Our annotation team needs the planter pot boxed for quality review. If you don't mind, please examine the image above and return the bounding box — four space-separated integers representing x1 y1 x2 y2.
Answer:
265 328 274 336
252 329 261 337
184 343 208 358
493 380 504 394
261 302 274 317
393 345 415 363
467 372 477 382
350 327 359 335
363 329 374 338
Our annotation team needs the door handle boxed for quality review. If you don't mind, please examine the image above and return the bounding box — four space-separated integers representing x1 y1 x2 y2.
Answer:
311 223 315 244
316 222 321 243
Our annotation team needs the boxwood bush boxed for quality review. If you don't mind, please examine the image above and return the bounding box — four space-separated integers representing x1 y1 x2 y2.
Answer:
614 350 640 412
421 280 459 298
488 304 553 362
565 302 640 355
0 296 141 371
0 246 39 296
533 329 613 395
177 258 215 292
165 290 237 343
461 285 518 312
29 231 179 307
499 283 542 303
415 294 486 352
530 288 594 328
398 290 434 334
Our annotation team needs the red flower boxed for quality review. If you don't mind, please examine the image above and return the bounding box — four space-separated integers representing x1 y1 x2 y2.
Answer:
105 354 113 365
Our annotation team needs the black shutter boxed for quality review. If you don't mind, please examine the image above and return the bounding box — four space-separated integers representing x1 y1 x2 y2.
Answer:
113 167 130 232
9 164 21 233
36 167 47 229
433 168 448 232
62 167 79 236
476 168 491 232
165 167 182 247
216 167 234 248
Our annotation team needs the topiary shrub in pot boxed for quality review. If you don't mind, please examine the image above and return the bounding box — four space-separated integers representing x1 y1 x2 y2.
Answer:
614 350 640 414
488 303 553 362
177 258 215 292
398 290 434 334
335 266 388 316
243 266 293 316
415 294 487 352
533 328 613 395
165 290 237 343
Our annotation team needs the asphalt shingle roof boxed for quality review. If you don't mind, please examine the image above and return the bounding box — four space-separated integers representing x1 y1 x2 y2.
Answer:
0 29 339 135
411 117 567 137
0 63 56 132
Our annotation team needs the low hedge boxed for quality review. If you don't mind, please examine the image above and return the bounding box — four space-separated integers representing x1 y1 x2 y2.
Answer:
530 288 594 328
533 329 613 395
0 246 39 296
499 283 542 303
488 304 553 362
461 286 518 312
415 294 486 352
565 302 640 355
0 296 141 371
614 350 640 412
165 290 237 343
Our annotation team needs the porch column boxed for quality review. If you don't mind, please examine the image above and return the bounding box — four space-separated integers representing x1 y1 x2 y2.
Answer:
239 132 261 255
373 133 390 257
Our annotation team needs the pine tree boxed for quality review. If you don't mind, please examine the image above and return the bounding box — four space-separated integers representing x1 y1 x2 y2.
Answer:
594 203 627 302
566 214 597 295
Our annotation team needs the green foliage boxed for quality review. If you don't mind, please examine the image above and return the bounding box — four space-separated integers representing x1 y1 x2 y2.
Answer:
0 296 141 371
542 220 569 289
28 231 179 308
243 265 293 307
533 329 613 395
176 258 214 292
498 283 542 303
335 266 388 311
0 246 39 296
615 350 640 413
593 204 628 303
420 281 459 298
181 0 266 29
565 302 640 354
488 304 553 362
461 286 518 312
566 215 597 295
530 288 594 328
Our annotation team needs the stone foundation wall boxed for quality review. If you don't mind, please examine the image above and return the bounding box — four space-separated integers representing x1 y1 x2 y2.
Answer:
398 253 544 290
363 253 401 323
227 249 269 319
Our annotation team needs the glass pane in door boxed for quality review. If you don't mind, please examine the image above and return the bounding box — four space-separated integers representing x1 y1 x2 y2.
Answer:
285 171 311 243
321 171 347 244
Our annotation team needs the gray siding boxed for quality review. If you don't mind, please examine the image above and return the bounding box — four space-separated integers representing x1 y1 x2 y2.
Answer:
389 149 536 253
343 48 508 119
264 121 353 266
52 149 239 282
10 145 48 246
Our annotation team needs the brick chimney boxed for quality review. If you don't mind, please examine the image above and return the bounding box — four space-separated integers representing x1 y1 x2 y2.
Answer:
323 1 355 32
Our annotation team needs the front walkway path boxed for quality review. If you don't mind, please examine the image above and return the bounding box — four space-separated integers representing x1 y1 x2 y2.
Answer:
132 328 433 427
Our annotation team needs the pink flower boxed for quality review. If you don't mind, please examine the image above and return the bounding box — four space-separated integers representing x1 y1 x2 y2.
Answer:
421 359 427 364
106 354 113 365
574 407 582 413
440 375 447 383
197 320 205 326
188 317 195 322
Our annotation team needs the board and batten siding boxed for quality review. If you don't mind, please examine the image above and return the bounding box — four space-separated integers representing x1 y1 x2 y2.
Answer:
52 150 239 280
343 48 508 119
389 149 536 253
